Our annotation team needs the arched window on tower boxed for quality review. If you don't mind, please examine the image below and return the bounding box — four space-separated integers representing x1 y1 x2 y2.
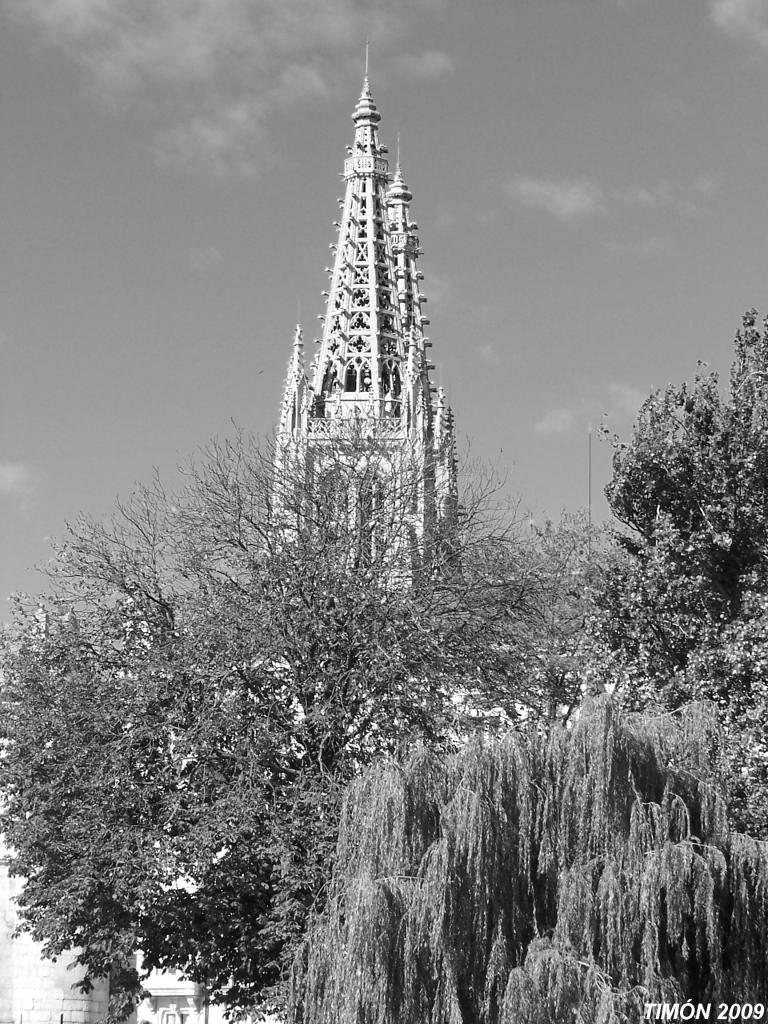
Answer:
322 364 338 395
344 358 371 393
382 360 402 397
382 359 402 417
354 475 384 568
314 468 348 543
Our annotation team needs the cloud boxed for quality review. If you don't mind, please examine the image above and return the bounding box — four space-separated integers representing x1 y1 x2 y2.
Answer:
5 0 450 177
477 342 505 366
154 62 333 177
692 174 716 197
394 50 454 79
603 234 672 257
186 244 223 273
617 175 716 215
506 174 715 225
5 0 260 91
534 381 648 437
505 177 605 222
618 183 673 208
606 382 647 417
154 97 271 178
5 0 386 91
268 62 331 106
535 408 577 436
467 302 501 328
0 462 34 497
710 0 768 50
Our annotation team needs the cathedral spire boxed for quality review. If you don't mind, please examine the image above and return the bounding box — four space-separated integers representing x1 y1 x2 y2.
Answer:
309 75 400 416
275 81 457 561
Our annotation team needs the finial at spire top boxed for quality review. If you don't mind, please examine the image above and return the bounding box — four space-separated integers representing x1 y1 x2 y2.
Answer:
352 61 380 124
387 147 412 203
365 37 369 78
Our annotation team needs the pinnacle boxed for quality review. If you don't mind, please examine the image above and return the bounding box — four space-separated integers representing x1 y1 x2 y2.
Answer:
352 75 381 124
388 160 412 203
291 324 305 368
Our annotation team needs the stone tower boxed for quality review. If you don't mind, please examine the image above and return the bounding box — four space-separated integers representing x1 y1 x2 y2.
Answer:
275 76 457 564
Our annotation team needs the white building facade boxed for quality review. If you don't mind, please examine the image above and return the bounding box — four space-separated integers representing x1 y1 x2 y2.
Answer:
0 848 110 1024
0 848 229 1024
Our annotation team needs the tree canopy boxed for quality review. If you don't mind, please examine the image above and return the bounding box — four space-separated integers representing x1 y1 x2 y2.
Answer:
0 430 562 1017
593 311 768 835
290 696 768 1024
7 310 768 1019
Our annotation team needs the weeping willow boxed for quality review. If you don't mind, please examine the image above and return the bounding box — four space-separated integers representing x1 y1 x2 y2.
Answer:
288 697 768 1023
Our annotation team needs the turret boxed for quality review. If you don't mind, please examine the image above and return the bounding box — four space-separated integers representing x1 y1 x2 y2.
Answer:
277 324 308 440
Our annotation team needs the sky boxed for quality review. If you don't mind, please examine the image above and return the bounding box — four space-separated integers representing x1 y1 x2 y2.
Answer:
2 0 768 610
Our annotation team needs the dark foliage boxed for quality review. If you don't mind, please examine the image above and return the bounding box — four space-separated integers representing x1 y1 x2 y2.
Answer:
594 311 768 835
0 430 561 1016
290 697 768 1023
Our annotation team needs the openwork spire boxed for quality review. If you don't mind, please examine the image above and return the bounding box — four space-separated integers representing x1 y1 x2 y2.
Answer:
275 79 457 562
308 75 403 419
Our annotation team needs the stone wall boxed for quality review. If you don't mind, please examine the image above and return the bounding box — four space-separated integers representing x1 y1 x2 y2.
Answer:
0 856 110 1024
0 854 241 1024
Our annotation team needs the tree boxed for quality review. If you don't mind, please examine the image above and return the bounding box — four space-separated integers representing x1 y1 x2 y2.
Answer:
0 429 554 1018
509 514 609 721
593 311 768 836
289 696 768 1024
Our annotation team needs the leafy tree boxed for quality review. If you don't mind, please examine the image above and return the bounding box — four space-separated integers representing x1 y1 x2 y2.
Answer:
0 430 554 1018
289 696 768 1024
512 514 609 720
594 311 768 835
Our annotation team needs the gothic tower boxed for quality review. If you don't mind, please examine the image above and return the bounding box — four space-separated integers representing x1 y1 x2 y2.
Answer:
275 76 457 566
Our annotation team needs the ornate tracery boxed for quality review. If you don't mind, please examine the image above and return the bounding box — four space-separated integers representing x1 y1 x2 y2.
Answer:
276 76 457 563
